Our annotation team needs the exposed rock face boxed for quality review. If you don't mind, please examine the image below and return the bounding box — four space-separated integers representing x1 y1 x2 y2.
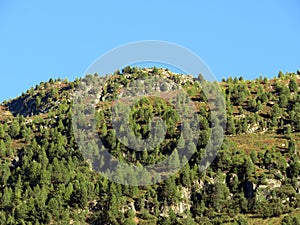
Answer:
7 94 40 117
160 187 192 217
0 105 12 122
247 123 259 134
7 85 71 117
256 179 282 200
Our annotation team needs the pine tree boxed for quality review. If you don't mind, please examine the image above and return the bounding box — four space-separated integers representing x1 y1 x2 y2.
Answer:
161 176 177 203
288 139 297 155
181 163 191 186
279 94 288 108
289 78 298 92
271 104 281 118
227 116 236 134
0 125 5 139
9 120 20 138
250 150 258 164
36 96 41 107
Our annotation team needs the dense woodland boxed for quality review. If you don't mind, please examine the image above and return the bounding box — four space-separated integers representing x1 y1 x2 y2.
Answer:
0 67 300 224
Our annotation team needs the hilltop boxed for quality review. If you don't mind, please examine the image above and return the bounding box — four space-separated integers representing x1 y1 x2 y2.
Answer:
0 67 300 224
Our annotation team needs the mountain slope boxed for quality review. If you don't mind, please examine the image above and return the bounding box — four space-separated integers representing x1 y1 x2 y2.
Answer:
0 68 300 225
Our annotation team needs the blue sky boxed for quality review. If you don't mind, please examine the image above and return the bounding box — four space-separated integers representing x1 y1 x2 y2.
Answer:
0 1 299 102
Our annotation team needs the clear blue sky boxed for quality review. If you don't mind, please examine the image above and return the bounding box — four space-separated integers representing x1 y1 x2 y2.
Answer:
0 1 299 102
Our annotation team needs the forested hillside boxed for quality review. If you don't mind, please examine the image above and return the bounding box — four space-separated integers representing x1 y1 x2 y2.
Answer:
0 68 300 224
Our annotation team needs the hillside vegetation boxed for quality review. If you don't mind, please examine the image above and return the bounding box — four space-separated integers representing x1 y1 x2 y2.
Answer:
0 67 300 224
